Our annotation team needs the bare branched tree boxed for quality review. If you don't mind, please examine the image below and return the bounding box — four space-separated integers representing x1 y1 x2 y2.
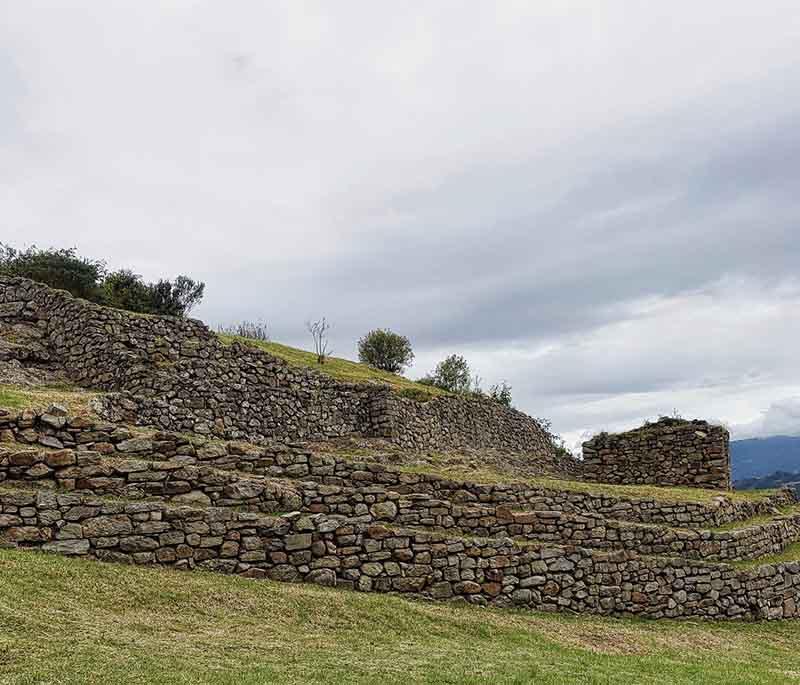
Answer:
306 317 332 364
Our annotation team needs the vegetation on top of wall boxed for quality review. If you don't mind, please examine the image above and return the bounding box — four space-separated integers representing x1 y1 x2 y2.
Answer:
357 328 415 374
0 243 204 317
217 335 449 399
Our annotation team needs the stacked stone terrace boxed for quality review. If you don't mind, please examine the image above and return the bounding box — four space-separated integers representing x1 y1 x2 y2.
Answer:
0 276 557 459
1 406 799 621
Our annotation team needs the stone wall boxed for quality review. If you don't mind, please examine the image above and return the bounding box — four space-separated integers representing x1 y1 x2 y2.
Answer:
581 418 731 490
6 439 798 564
4 407 794 530
0 276 555 457
2 488 799 620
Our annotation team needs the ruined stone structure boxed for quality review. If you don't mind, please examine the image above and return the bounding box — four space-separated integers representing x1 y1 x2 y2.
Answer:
2 277 796 621
581 418 731 490
1 406 798 621
0 276 555 456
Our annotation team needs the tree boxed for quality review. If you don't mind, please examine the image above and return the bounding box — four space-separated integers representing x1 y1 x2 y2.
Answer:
103 269 153 313
423 354 472 393
357 329 414 374
489 381 512 407
306 317 332 364
147 276 205 317
103 270 204 317
0 243 105 301
0 243 205 318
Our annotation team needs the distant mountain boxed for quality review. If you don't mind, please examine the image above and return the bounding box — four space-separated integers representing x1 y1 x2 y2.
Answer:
730 435 800 481
734 470 800 495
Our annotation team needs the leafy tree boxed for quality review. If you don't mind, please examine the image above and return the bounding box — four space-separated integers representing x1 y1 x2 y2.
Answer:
423 354 472 393
489 381 512 407
0 243 204 317
103 269 153 313
357 329 414 374
0 243 105 301
147 276 205 317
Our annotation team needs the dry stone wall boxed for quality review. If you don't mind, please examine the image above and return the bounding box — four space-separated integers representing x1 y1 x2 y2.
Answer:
0 276 554 457
4 407 794 530
581 418 731 490
2 488 799 621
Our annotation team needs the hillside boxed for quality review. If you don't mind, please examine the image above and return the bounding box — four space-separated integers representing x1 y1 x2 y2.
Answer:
217 334 449 400
1 547 799 685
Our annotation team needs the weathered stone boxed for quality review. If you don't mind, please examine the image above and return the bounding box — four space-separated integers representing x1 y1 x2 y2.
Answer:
284 534 312 551
116 438 153 453
369 501 398 521
42 539 90 555
306 569 336 587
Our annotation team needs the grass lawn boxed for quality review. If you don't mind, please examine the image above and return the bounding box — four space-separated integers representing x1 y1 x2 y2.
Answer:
0 383 99 415
0 548 799 685
218 334 448 400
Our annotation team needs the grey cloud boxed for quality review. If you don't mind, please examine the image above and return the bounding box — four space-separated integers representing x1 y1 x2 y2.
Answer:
3 2 800 442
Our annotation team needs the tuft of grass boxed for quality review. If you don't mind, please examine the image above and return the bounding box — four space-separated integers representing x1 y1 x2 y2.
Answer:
0 383 99 416
710 506 800 532
1 548 800 684
218 334 449 400
729 542 800 570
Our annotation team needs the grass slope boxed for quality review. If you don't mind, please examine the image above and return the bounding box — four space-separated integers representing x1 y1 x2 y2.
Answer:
218 334 448 399
392 461 776 505
0 549 799 685
0 383 98 415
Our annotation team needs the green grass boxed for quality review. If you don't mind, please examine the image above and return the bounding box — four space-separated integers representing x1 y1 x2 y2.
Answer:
392 459 777 505
729 542 800 570
218 334 448 400
0 383 99 415
710 506 800 532
0 548 799 684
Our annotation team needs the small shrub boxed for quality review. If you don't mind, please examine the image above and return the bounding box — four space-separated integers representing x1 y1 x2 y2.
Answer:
218 320 270 342
103 269 153 313
422 354 472 394
306 318 332 364
0 243 204 318
357 329 414 374
536 416 572 458
0 243 105 301
147 276 205 317
103 270 204 317
489 381 512 407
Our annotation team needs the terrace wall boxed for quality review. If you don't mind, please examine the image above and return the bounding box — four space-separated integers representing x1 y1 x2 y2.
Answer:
1 489 798 621
581 418 731 490
0 276 555 458
4 408 794 530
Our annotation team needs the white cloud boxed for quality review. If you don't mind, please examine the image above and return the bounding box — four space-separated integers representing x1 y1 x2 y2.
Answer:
2 2 800 443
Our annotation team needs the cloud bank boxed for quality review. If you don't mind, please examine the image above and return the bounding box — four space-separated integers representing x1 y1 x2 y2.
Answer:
3 2 800 446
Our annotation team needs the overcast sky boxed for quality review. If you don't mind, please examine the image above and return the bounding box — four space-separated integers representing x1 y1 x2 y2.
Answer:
3 2 800 450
